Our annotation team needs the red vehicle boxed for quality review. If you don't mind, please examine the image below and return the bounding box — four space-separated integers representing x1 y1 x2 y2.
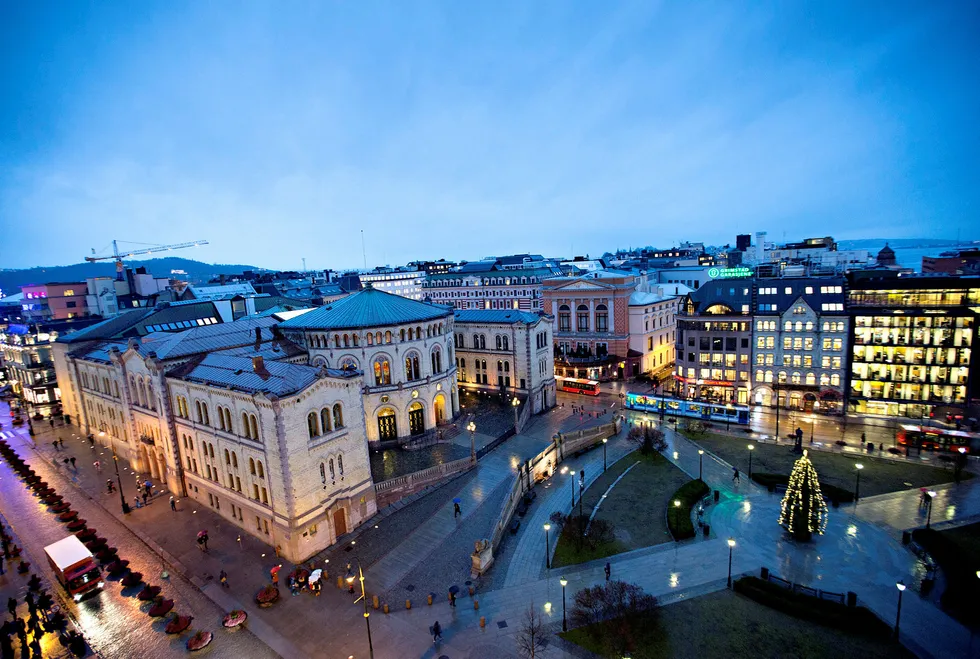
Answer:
557 377 600 396
897 424 980 454
45 536 103 601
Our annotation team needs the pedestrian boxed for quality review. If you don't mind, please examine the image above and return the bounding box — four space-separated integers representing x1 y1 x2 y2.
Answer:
271 567 280 585
133 496 142 509
449 590 456 607
733 467 741 483
202 532 209 552
69 457 76 469
219 570 229 588
58 438 64 449
604 562 611 581
93 461 101 473
62 458 70 468
141 492 148 506
196 536 205 552
170 496 177 512
106 480 114 494
861 432 866 444
51 441 58 451
432 620 442 643
6 597 14 619
453 502 461 519
48 419 54 429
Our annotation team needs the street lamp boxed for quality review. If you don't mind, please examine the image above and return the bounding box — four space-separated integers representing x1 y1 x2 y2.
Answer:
925 490 937 529
101 424 130 514
559 577 568 632
569 471 576 511
854 464 863 502
673 499 681 530
894 580 906 639
747 444 754 480
727 538 736 588
725 403 733 432
467 421 476 460
543 524 552 569
808 415 815 444
511 397 520 431
346 560 374 659
602 438 608 472
698 449 704 481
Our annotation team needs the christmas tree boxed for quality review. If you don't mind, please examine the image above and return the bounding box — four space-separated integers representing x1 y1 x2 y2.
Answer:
777 450 828 541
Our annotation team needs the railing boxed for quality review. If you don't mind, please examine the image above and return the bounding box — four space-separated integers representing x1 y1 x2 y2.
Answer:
374 456 474 494
761 568 846 605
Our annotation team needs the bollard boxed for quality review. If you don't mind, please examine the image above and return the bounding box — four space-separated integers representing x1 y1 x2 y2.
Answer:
713 489 720 502
372 595 380 610
760 567 769 580
480 616 486 628
468 585 475 596
427 594 433 605
383 603 389 614
473 600 479 610
337 576 344 589
406 599 411 610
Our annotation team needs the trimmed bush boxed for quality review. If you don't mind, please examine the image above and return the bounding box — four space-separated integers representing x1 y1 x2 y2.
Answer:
751 472 854 504
733 577 890 638
667 479 710 539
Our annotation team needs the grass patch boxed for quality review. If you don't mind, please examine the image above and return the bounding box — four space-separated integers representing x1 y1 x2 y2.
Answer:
552 450 689 567
667 479 710 539
685 431 964 497
559 589 915 659
912 523 980 625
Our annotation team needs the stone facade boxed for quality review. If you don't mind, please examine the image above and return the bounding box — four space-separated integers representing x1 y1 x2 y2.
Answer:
628 292 680 380
452 310 557 414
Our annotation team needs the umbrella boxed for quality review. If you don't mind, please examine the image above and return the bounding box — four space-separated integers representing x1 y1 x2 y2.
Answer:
309 569 322 584
197 530 207 539
448 585 460 595
453 497 462 504
270 565 281 578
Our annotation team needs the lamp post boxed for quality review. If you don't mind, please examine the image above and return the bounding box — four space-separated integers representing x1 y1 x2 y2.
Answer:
602 438 608 472
727 538 736 588
560 577 568 632
747 444 754 480
544 524 551 569
512 396 520 431
660 382 666 422
101 427 130 514
854 463 863 502
698 450 704 481
925 490 937 529
569 471 576 511
346 560 374 659
673 499 681 530
467 421 476 461
808 415 815 444
894 580 906 639
774 382 780 442
725 403 733 432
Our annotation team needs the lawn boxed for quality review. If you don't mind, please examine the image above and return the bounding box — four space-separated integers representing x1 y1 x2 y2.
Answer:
913 521 980 625
560 589 915 659
683 431 964 497
552 449 689 567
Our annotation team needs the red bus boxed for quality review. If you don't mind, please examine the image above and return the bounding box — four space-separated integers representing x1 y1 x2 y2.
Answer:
557 378 600 396
897 424 980 454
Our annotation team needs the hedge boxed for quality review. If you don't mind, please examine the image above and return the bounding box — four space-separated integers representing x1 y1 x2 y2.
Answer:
911 528 980 619
750 472 854 504
733 577 891 638
666 479 710 540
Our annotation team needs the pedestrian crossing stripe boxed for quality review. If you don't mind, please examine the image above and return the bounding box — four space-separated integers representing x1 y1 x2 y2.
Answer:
0 431 13 440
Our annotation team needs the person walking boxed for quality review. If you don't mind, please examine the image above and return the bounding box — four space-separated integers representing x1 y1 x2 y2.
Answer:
106 480 114 494
170 496 177 512
133 496 142 509
449 590 456 608
6 597 15 620
432 620 442 643
453 502 461 519
861 432 866 445
88 435 95 448
69 457 76 469
58 438 64 449
202 532 209 552
219 570 229 588
732 467 741 484
604 562 611 581
93 461 101 473
141 491 148 506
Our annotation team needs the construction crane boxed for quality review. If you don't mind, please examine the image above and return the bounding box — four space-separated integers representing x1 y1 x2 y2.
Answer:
86 239 209 279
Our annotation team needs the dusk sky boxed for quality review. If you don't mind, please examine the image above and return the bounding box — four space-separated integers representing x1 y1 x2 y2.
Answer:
1 2 978 271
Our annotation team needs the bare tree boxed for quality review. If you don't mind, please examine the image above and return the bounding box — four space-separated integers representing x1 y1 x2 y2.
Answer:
516 602 547 659
627 425 667 454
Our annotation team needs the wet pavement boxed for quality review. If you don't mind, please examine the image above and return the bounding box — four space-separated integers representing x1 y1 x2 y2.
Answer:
0 425 279 659
370 442 472 482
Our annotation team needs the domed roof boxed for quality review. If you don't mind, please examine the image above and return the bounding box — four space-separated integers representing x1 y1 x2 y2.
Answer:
278 285 452 330
876 243 897 265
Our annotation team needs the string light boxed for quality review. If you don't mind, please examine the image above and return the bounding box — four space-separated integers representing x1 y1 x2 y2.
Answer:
777 450 828 539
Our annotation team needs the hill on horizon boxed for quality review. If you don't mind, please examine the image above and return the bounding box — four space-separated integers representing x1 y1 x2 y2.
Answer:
0 257 260 296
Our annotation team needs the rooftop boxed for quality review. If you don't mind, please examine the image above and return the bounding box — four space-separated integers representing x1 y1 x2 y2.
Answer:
453 309 546 325
168 353 356 397
57 301 223 344
279 286 451 331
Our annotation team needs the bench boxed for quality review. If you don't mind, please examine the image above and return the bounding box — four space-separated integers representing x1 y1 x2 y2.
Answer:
509 518 521 534
517 500 529 517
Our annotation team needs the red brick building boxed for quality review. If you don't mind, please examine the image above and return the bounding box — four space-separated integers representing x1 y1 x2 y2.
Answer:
542 271 640 380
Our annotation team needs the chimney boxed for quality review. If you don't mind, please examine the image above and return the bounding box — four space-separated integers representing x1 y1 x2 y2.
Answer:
252 356 265 372
254 326 262 343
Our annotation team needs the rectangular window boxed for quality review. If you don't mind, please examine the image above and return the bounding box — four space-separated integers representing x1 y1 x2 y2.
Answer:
793 338 802 350
783 337 792 349
804 338 813 350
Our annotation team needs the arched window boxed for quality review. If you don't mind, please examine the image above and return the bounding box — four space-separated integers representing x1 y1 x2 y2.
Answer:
495 335 502 350
576 305 590 332
308 412 319 438
400 329 406 341
250 415 258 440
333 403 344 429
431 348 442 374
831 374 840 386
201 403 209 426
595 304 608 332
320 463 326 483
338 454 344 477
321 408 332 434
373 358 391 385
329 459 335 481
784 321 792 331
502 336 509 351
405 354 420 381
822 321 829 331
777 371 787 384
138 381 147 407
504 362 510 372
224 408 232 431
408 328 414 340
242 412 250 438
795 321 803 332
791 372 802 384
232 451 238 469
367 333 374 345
343 334 350 347
385 331 392 344
257 461 264 479
335 334 341 347
196 401 203 423
209 443 215 459
820 373 830 386
224 449 231 465
558 305 570 332
376 332 382 344
497 360 503 372
249 458 256 475
352 334 359 346
805 373 816 386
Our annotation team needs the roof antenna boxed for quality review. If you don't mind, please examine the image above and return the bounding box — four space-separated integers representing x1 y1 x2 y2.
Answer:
361 230 367 271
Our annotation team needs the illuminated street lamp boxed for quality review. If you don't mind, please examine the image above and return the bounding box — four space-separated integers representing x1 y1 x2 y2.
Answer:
925 490 937 529
511 396 520 430
543 524 552 569
346 560 374 659
569 471 576 510
698 449 704 481
894 581 906 639
854 463 864 502
747 444 754 480
602 437 608 472
673 499 681 530
727 538 736 588
560 577 568 632
101 424 129 514
467 421 476 460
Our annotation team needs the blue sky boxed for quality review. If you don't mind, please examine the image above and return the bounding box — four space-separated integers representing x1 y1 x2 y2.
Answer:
1 2 977 270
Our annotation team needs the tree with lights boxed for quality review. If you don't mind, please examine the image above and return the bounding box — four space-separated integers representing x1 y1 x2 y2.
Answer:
777 450 828 541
